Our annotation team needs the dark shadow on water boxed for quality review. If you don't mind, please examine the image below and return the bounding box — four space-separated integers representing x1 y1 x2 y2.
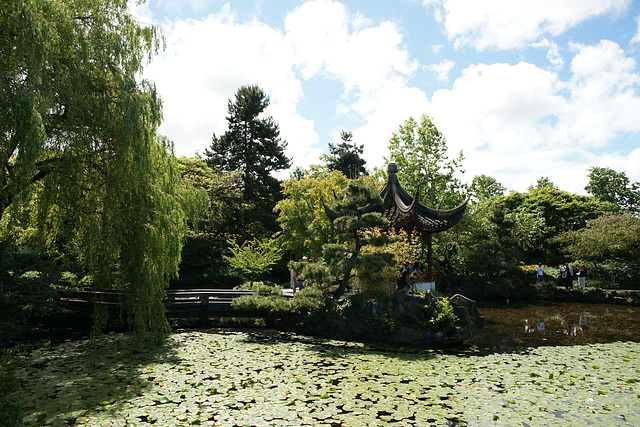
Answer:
16 332 181 425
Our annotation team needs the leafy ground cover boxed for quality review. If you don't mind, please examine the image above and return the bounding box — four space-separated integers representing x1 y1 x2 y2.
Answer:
14 330 640 426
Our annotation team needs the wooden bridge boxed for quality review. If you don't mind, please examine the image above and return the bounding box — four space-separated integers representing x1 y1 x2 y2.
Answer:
61 288 289 322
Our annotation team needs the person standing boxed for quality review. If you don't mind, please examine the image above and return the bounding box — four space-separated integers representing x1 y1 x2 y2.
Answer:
562 263 573 289
577 264 587 289
536 265 544 283
290 267 298 294
396 261 412 295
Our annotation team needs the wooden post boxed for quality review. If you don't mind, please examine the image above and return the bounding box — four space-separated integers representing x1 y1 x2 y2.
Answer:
199 293 208 325
427 233 433 273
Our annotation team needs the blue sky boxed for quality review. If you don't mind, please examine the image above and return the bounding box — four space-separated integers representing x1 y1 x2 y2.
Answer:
134 0 640 193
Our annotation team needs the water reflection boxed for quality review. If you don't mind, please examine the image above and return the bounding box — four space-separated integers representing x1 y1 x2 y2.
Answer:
469 301 640 353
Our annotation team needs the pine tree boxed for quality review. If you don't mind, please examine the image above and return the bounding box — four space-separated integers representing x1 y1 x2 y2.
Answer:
325 131 367 178
204 85 291 236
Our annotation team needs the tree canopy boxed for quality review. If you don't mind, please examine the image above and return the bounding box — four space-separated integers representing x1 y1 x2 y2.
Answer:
468 174 506 202
275 171 351 260
0 0 193 337
323 182 396 297
556 213 640 287
494 186 615 263
585 167 640 214
386 114 466 209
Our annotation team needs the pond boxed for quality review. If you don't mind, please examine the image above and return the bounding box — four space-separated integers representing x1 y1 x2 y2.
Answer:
13 301 640 426
472 301 640 353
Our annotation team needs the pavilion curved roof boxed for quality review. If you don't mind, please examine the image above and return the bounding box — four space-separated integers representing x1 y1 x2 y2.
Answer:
324 163 468 234
379 163 468 233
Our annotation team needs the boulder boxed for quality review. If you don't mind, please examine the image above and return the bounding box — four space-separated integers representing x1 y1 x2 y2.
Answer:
297 291 484 347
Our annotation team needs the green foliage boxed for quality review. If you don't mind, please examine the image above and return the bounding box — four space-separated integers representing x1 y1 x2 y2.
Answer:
232 281 328 321
497 185 615 263
430 299 458 328
326 182 398 297
469 174 506 202
557 213 640 263
0 249 60 344
204 85 291 238
556 213 640 288
386 114 467 209
586 167 640 214
223 238 282 284
323 131 367 179
276 171 350 259
447 204 525 298
378 309 398 333
0 0 193 338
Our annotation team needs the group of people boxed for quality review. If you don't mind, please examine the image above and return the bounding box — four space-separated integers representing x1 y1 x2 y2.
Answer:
396 260 425 294
536 263 588 289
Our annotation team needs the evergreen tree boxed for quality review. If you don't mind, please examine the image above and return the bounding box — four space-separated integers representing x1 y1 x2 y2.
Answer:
204 85 291 236
322 182 396 297
325 131 367 178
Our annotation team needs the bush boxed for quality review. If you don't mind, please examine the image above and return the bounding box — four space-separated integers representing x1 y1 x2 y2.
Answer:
483 277 519 300
430 299 458 328
0 269 60 344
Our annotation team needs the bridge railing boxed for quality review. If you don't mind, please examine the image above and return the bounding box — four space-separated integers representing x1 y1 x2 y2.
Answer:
165 289 253 313
59 288 259 313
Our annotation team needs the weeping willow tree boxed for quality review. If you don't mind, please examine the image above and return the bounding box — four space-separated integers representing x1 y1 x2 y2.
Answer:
0 0 198 337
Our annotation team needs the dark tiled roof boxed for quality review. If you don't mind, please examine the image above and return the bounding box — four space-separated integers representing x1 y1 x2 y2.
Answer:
379 164 467 233
324 163 468 233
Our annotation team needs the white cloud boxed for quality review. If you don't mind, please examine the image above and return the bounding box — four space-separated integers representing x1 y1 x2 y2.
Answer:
428 59 455 82
558 41 640 148
284 0 418 97
429 42 640 193
282 0 422 168
633 14 640 44
145 4 322 166
423 0 631 51
529 39 564 70
430 61 568 189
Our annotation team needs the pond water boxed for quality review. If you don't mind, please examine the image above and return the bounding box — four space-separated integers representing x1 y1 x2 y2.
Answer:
472 301 640 353
13 302 640 426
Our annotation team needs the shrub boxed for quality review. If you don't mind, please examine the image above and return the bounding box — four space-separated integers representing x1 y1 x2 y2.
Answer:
430 299 458 328
378 309 397 333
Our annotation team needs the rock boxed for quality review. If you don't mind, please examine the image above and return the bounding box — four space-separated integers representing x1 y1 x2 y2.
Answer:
449 294 485 329
294 291 484 347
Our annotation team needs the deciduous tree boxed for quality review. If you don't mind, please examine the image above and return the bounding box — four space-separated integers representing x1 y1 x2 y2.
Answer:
275 171 350 260
0 0 191 337
496 186 615 263
585 167 639 214
386 114 466 209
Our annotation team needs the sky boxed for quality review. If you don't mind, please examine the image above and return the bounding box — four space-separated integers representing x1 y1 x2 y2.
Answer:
133 0 640 194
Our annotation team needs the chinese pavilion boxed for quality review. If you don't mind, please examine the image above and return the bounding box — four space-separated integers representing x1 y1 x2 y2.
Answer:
325 162 468 278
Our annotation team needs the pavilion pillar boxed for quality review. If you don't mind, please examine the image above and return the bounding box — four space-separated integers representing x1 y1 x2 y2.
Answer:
427 233 433 272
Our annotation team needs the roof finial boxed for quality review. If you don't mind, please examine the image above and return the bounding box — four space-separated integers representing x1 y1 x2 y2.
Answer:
387 162 397 174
